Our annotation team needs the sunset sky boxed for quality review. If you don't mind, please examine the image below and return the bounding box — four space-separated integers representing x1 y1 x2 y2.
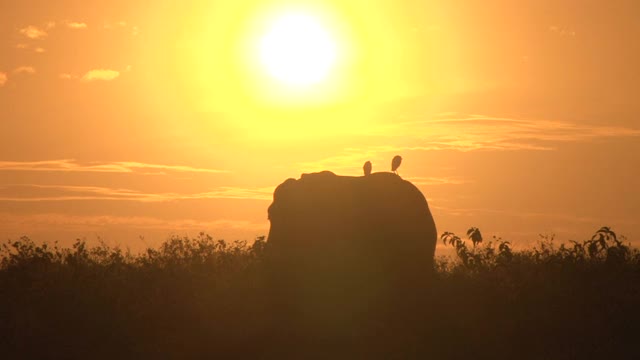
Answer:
1 0 639 252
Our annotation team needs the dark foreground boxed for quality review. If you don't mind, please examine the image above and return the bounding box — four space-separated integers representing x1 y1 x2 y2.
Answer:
1 228 639 359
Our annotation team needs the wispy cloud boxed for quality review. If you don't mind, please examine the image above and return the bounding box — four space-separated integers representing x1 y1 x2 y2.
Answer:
198 187 274 201
0 72 6 87
299 149 378 173
0 184 273 202
81 69 120 82
62 66 129 82
0 212 268 233
15 44 46 53
66 21 87 29
431 204 603 225
301 113 640 170
103 21 128 29
13 66 35 75
549 25 576 37
19 25 47 39
0 159 229 174
398 114 640 149
405 176 469 186
103 20 139 36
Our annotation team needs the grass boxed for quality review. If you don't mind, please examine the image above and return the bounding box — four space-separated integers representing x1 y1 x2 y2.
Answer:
1 227 639 359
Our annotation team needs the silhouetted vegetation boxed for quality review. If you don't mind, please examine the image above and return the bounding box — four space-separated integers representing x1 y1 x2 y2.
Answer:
1 228 639 359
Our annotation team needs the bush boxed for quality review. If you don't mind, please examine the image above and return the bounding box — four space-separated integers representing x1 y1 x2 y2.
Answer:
0 228 638 359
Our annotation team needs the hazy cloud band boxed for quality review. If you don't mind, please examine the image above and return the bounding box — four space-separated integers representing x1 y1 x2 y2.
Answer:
0 159 229 174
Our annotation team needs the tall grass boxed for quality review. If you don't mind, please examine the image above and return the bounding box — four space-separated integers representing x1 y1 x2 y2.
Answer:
1 228 639 359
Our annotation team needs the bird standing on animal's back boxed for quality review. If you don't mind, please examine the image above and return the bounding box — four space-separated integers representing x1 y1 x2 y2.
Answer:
391 155 402 174
363 161 372 176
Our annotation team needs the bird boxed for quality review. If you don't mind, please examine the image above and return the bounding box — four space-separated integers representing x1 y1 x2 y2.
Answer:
391 155 402 174
363 161 372 176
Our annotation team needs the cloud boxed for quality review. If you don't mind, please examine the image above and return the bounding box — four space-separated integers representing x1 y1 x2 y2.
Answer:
13 66 35 75
431 204 602 225
0 159 229 174
64 67 130 82
549 25 576 37
390 114 640 150
299 149 379 173
0 72 6 87
0 184 273 202
103 21 138 36
0 212 268 234
20 25 47 39
15 44 45 53
66 22 87 29
299 113 640 171
405 176 469 186
114 161 229 174
103 21 128 29
198 186 274 201
81 69 120 82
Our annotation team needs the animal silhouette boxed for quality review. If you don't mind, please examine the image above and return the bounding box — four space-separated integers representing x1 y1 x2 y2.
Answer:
391 155 402 174
267 170 438 287
266 171 438 346
363 161 372 176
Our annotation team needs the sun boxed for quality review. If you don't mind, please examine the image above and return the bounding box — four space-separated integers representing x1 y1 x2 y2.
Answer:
258 12 338 87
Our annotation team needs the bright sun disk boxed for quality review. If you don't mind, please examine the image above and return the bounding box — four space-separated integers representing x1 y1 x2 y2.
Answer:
258 12 337 87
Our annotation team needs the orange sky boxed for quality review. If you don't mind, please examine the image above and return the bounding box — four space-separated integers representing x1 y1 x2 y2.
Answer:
1 0 639 252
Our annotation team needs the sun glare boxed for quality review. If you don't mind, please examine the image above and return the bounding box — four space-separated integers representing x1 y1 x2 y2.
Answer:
258 12 338 87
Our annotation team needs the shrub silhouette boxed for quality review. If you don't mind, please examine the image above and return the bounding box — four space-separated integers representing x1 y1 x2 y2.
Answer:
1 227 639 359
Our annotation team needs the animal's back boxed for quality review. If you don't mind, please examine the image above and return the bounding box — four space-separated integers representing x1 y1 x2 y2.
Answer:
267 171 437 277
